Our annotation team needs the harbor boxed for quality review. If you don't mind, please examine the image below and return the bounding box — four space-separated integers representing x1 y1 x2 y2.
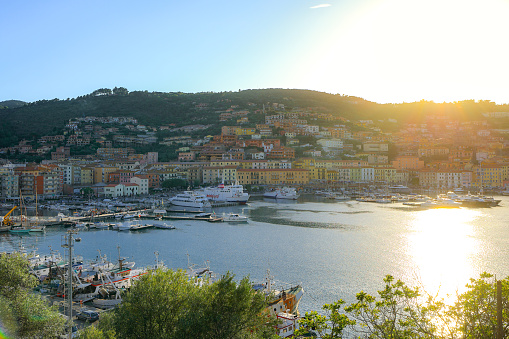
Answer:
2 195 509 315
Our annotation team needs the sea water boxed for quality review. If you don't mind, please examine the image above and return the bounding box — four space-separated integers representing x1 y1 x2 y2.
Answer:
2 196 509 314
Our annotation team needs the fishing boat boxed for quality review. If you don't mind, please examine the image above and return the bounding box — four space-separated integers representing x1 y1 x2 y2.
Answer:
197 183 250 204
253 268 304 336
263 187 300 200
169 191 212 208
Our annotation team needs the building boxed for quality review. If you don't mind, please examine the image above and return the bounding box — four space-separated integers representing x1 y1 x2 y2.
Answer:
237 169 309 185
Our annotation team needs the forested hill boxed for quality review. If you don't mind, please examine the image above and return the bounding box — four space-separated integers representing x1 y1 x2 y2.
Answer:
0 100 26 109
0 88 506 146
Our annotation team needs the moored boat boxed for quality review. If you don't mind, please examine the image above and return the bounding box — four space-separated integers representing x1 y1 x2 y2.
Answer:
197 183 250 204
263 187 300 200
169 191 212 208
223 213 248 223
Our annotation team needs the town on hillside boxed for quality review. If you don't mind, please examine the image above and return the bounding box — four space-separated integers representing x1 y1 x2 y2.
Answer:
1 101 509 199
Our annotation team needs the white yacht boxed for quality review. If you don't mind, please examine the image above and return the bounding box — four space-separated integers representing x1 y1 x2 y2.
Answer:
263 187 300 200
169 191 212 208
197 183 250 204
222 213 248 223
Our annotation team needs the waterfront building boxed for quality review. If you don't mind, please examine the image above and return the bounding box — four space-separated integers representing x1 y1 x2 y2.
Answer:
237 168 309 185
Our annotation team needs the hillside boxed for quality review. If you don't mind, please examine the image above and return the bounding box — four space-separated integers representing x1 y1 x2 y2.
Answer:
0 100 26 109
0 88 507 148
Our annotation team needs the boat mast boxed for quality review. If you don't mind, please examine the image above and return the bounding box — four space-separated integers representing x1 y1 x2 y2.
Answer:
61 228 79 339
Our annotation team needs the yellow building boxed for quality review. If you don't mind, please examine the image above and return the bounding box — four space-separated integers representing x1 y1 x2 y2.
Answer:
80 167 94 185
93 166 118 184
202 166 238 184
293 158 315 169
309 167 327 181
235 128 256 135
237 169 309 185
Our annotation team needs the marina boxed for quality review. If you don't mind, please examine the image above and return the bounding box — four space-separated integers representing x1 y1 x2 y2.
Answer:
2 194 509 318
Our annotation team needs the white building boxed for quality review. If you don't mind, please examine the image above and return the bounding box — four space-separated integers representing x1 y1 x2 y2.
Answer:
317 138 343 149
130 176 149 195
103 183 140 198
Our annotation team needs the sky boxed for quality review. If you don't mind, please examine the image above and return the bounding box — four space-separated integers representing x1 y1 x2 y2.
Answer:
2 0 509 104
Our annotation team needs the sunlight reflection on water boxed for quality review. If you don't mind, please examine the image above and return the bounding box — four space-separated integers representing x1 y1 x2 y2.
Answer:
406 208 483 303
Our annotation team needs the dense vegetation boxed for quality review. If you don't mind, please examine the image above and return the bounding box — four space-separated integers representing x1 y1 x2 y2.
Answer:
1 88 508 148
0 253 66 338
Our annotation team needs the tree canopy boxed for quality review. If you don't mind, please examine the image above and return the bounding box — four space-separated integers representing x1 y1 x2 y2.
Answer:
0 253 66 338
78 269 279 339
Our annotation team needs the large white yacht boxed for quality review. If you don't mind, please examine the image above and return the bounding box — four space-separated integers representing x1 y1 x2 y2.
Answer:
197 183 250 204
169 191 212 208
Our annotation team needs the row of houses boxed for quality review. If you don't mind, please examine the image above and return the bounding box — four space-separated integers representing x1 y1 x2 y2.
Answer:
1 155 508 199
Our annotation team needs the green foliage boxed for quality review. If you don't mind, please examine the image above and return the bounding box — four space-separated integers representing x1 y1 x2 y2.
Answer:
99 269 278 339
112 269 196 339
344 275 438 338
180 273 279 339
449 272 509 339
0 253 38 296
0 253 65 338
296 300 355 338
161 178 188 189
297 273 509 339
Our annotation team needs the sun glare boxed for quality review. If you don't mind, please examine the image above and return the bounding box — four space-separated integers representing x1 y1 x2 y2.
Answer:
406 208 482 303
299 0 509 103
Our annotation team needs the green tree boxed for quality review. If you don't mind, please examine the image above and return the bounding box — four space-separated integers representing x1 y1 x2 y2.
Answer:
103 269 278 339
180 273 279 339
344 275 439 338
0 253 65 338
112 269 196 339
296 300 355 338
449 272 509 339
161 178 188 189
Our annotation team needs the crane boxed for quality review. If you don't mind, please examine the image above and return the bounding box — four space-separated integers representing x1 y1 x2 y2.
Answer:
2 206 18 226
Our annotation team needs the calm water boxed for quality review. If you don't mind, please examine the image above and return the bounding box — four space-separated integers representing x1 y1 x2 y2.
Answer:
3 196 509 314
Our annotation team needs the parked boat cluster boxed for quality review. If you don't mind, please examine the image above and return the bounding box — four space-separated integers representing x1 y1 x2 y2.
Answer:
4 243 303 338
311 184 502 208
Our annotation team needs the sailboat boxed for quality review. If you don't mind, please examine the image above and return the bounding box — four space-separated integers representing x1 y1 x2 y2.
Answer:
10 193 31 234
29 190 45 232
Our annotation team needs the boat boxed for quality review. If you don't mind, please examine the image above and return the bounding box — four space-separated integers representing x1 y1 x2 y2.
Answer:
420 198 461 209
29 225 46 232
93 222 110 229
253 268 304 334
263 187 300 200
116 222 132 231
9 225 31 234
222 213 248 223
169 191 212 208
325 192 350 201
388 185 412 193
155 223 176 229
197 183 250 204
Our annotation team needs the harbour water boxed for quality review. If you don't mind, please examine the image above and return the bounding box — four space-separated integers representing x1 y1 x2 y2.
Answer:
2 195 509 314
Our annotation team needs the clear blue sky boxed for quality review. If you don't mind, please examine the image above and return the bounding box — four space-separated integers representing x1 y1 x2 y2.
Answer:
2 0 509 104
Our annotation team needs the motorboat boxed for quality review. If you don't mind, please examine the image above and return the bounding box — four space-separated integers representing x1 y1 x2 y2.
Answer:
155 223 176 229
222 213 248 223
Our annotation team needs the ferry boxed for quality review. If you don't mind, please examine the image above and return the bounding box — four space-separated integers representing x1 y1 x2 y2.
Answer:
169 191 212 208
197 183 250 204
